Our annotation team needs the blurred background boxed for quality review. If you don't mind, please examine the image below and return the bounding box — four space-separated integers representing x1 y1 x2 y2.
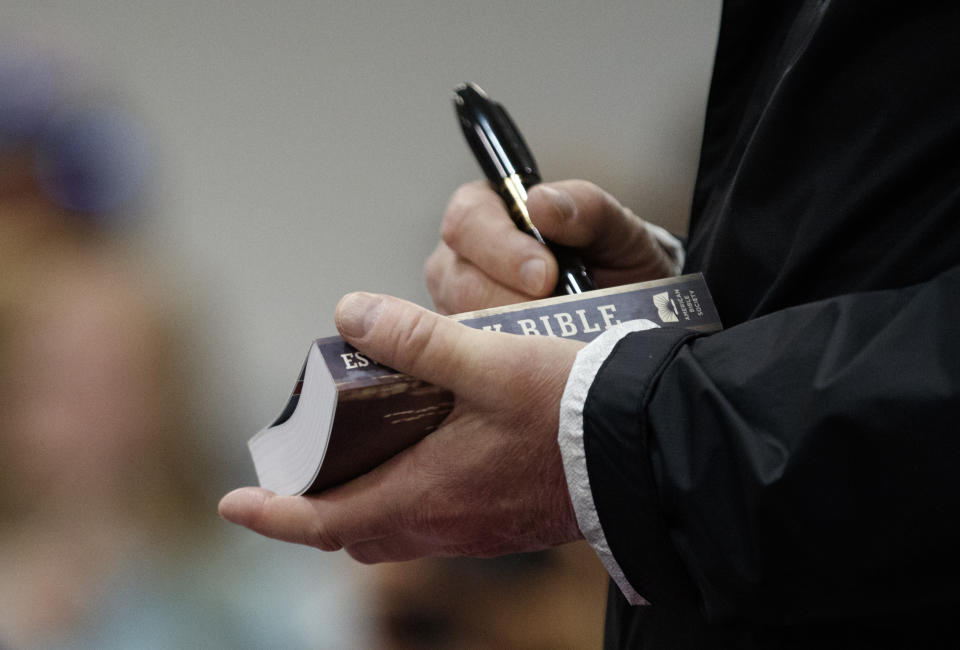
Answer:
0 1 719 647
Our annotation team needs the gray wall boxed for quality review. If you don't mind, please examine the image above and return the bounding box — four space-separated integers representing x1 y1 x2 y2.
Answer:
2 1 720 480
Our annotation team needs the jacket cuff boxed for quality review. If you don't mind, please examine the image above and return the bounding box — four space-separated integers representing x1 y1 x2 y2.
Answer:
559 319 660 605
559 321 700 606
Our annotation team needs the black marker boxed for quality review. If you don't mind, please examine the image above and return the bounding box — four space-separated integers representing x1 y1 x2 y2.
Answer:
453 82 596 295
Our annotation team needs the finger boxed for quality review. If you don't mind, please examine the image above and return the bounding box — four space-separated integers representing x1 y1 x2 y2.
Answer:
441 181 557 297
527 180 666 273
221 443 440 555
335 292 527 398
219 468 408 551
219 481 433 563
425 242 536 314
218 487 349 550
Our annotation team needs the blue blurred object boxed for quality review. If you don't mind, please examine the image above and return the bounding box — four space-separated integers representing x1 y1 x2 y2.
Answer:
0 51 57 148
34 107 151 218
1 49 151 221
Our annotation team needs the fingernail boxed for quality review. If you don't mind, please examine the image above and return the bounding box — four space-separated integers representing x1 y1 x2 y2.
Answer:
521 257 547 294
534 185 575 221
337 292 383 338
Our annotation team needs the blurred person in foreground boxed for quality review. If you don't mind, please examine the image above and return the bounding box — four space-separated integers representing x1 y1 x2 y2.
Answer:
0 49 223 648
222 4 960 649
365 544 608 649
0 51 360 649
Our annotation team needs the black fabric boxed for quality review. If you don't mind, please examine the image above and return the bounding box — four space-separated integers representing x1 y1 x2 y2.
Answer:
582 328 702 608
585 2 960 648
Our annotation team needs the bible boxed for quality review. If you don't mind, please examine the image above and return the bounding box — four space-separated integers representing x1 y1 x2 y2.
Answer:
249 273 721 495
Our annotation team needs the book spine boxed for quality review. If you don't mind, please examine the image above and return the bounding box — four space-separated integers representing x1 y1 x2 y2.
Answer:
318 273 720 389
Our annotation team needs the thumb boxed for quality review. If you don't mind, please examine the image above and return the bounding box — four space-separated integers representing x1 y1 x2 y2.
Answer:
526 180 658 270
335 292 521 399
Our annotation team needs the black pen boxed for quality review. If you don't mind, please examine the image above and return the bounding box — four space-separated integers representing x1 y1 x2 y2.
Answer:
453 82 596 295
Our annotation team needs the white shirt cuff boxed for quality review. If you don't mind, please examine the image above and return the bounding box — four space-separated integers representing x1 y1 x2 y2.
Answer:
643 221 685 276
558 319 661 606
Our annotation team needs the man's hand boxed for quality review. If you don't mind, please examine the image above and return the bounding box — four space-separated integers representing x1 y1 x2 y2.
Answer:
219 292 585 563
425 179 678 314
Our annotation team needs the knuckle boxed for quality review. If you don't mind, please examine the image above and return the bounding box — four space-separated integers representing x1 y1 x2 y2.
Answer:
302 522 342 552
432 291 455 316
568 178 603 196
424 257 465 314
451 270 498 312
568 179 616 215
589 184 624 223
423 248 444 293
391 308 443 370
441 185 480 248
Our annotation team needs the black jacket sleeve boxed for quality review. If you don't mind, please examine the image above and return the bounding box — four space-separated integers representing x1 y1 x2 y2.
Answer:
584 263 960 625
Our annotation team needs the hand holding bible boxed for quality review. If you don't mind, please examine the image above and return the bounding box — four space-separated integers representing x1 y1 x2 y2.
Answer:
219 292 585 562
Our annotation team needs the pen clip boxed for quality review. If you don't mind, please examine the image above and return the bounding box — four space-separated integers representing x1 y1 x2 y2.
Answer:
487 101 540 186
454 82 541 187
